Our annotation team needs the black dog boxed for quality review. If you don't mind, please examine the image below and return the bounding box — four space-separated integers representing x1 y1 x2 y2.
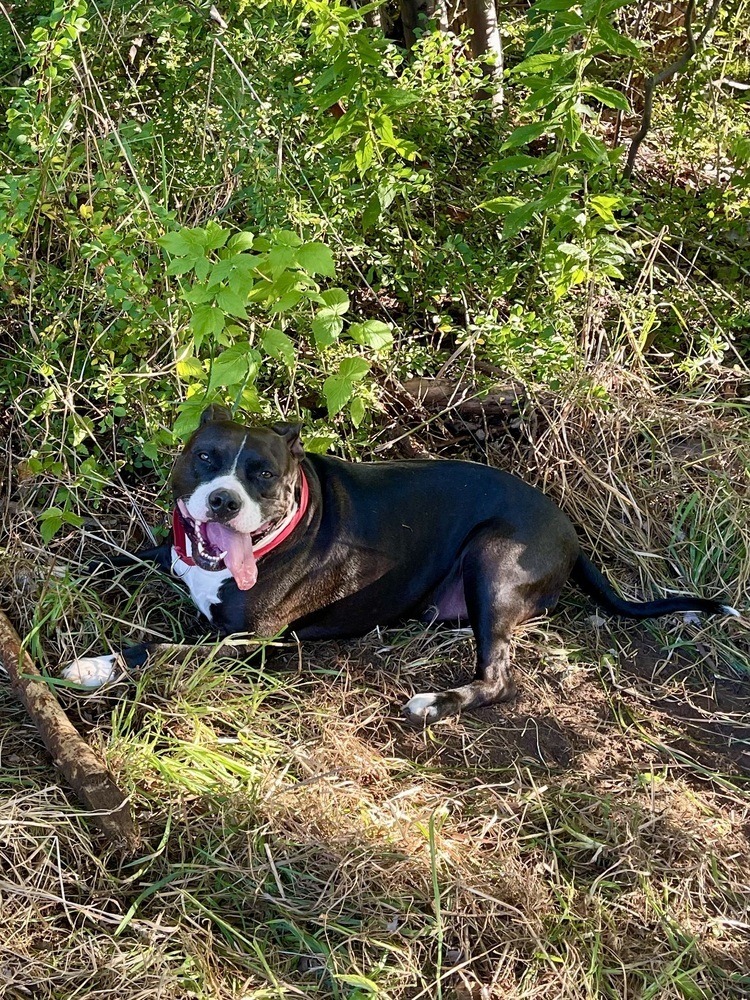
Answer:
63 405 737 723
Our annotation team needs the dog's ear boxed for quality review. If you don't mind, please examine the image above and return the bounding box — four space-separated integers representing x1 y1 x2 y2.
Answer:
200 403 234 427
272 422 304 461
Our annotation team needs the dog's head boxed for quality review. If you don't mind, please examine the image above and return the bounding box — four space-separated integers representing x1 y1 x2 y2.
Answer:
171 405 305 589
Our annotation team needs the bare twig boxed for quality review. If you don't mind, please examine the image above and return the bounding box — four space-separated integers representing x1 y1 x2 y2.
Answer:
624 0 722 178
0 610 140 852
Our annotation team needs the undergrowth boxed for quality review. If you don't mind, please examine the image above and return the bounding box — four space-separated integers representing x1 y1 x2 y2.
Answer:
2 0 750 998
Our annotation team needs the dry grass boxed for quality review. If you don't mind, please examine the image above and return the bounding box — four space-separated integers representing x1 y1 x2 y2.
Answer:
1 373 750 1000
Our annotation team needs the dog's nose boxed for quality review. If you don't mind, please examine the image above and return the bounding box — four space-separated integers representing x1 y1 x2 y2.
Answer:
208 488 242 518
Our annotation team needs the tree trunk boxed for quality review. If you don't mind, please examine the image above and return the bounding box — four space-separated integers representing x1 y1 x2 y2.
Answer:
464 0 504 108
400 0 446 50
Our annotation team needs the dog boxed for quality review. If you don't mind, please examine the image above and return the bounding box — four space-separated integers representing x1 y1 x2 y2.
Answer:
63 404 737 723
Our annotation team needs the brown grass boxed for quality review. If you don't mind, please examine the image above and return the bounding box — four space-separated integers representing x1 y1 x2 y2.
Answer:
1 371 750 999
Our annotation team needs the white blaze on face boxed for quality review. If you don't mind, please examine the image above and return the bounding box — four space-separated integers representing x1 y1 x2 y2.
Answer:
181 435 263 534
182 474 263 534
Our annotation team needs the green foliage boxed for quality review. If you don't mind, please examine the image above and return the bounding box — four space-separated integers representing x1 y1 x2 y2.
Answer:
478 0 638 300
159 222 392 437
1 0 748 541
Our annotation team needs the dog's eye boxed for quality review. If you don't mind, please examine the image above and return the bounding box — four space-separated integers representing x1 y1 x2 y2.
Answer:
259 470 273 479
197 452 210 462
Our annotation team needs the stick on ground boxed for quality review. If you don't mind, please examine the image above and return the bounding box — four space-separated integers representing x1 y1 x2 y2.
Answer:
0 609 140 852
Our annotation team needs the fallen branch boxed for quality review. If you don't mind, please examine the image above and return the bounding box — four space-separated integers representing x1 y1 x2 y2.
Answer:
625 0 722 178
0 610 139 852
402 377 524 421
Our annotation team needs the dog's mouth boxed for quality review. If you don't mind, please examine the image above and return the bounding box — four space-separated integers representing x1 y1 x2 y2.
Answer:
176 500 273 590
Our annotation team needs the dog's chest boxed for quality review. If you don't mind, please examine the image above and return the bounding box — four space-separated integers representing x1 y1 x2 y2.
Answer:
171 545 231 620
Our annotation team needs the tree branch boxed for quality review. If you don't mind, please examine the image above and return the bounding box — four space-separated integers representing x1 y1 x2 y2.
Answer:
624 0 721 179
0 610 139 852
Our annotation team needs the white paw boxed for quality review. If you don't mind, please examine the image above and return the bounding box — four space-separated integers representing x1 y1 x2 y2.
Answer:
61 654 119 688
403 692 439 724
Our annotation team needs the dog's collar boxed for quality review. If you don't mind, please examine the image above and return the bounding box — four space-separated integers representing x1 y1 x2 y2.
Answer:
172 469 309 568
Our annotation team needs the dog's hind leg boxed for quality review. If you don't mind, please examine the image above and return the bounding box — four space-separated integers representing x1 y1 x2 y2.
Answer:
403 526 571 725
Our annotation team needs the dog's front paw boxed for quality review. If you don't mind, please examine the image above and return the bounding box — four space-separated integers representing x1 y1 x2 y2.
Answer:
61 654 119 688
402 692 441 726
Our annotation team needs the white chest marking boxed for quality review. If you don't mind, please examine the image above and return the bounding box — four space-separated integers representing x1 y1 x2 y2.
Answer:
171 544 232 620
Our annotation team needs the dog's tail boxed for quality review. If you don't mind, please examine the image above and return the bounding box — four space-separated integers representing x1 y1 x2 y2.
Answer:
571 552 739 620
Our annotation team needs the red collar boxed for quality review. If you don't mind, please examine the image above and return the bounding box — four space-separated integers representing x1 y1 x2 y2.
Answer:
172 469 309 568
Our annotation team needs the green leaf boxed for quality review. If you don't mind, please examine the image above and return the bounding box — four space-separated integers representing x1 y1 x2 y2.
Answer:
177 357 206 379
216 287 249 318
208 344 261 392
273 230 303 248
576 132 609 164
268 289 304 314
523 82 573 113
229 262 256 299
353 31 383 65
511 54 562 74
335 973 380 992
320 288 350 314
556 241 589 262
589 193 622 223
339 357 370 381
478 196 525 215
182 227 208 250
227 232 255 253
266 245 297 276
527 24 582 55
563 108 582 145
323 356 372 416
529 0 578 11
501 188 573 240
209 258 237 284
486 155 541 173
39 510 63 544
501 122 551 151
39 505 63 520
376 86 420 110
362 192 381 232
184 285 215 305
317 72 358 111
502 201 540 239
301 430 336 454
596 16 640 56
173 399 209 439
323 375 354 417
158 232 193 256
194 256 211 280
296 241 336 278
166 257 199 276
355 134 374 174
582 84 630 112
246 278 274 305
347 320 393 353
350 396 366 428
261 328 296 368
204 221 230 250
312 309 344 348
191 305 225 347
311 59 343 95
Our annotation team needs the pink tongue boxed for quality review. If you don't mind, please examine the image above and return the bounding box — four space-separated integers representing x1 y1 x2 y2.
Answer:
204 522 258 590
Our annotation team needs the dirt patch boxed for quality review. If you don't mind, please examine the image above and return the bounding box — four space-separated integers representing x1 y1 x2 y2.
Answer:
264 619 750 801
